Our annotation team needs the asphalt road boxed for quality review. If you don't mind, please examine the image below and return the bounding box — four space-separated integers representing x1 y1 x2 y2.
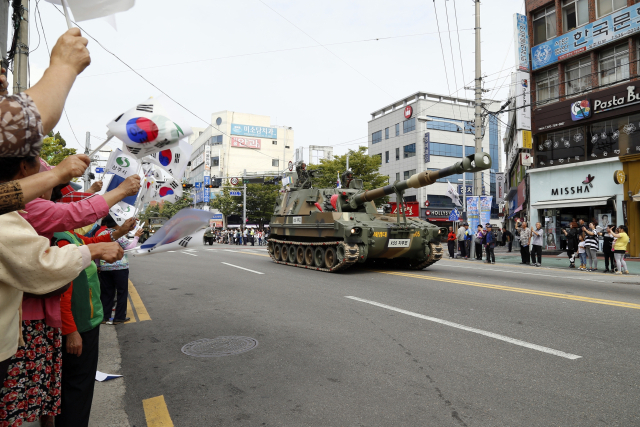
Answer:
120 242 640 426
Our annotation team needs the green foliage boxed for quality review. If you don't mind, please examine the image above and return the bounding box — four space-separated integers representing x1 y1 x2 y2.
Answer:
245 183 279 227
40 132 76 166
139 204 162 225
209 188 239 225
309 146 389 206
159 194 193 218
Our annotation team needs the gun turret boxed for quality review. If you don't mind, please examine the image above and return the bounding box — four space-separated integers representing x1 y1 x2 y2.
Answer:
351 152 491 208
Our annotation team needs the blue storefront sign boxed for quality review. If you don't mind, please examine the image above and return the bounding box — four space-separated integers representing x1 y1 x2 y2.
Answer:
204 189 210 203
213 214 223 220
230 123 278 139
515 13 530 72
458 185 473 196
532 4 640 70
204 175 211 186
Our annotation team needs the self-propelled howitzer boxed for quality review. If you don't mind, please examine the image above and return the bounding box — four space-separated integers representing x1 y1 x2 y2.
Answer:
267 152 492 272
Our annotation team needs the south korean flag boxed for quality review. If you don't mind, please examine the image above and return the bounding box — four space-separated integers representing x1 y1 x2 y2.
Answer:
152 177 182 204
107 96 193 159
145 139 192 180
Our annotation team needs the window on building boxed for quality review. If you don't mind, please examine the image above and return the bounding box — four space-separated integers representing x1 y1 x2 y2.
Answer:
535 68 559 104
403 169 416 180
565 57 592 96
272 140 277 145
372 130 382 144
395 123 400 136
272 159 279 167
385 151 389 163
395 172 400 182
599 44 629 87
403 118 416 134
403 143 416 158
562 0 588 32
429 142 476 157
404 195 417 202
596 0 626 18
427 120 463 133
212 156 219 167
210 135 223 145
533 6 556 45
428 195 457 208
385 127 389 139
395 147 400 160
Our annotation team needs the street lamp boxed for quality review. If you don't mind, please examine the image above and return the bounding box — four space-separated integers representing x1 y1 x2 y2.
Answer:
418 116 469 214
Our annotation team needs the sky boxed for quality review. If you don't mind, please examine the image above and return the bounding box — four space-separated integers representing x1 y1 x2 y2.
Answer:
23 0 524 164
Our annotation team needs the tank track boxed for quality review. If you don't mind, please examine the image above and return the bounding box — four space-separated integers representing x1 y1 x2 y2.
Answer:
407 242 444 270
267 239 360 272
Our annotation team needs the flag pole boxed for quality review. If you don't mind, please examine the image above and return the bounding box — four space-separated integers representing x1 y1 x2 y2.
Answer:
88 135 114 159
60 0 73 29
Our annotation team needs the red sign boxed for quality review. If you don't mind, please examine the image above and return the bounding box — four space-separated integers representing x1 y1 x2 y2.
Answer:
389 201 419 217
231 137 261 149
404 105 413 119
424 200 430 207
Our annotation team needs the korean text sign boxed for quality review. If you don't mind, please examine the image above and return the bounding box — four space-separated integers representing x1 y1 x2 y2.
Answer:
532 4 640 70
231 137 262 149
230 124 278 139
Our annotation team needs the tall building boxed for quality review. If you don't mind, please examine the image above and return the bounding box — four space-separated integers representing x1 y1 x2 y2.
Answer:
188 111 294 208
523 0 635 254
368 91 501 225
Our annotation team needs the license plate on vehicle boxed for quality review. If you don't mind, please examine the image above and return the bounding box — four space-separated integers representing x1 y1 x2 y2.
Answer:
388 239 410 248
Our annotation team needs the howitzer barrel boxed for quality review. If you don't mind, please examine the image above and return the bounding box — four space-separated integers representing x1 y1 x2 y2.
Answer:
353 152 492 205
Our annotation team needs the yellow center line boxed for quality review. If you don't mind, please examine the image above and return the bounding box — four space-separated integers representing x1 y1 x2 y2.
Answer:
143 395 174 427
374 270 640 310
128 280 151 321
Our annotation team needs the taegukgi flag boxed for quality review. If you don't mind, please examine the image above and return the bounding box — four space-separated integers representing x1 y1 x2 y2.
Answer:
446 181 462 207
137 208 213 252
44 0 134 22
151 177 182 204
145 139 192 180
107 96 193 159
104 149 140 206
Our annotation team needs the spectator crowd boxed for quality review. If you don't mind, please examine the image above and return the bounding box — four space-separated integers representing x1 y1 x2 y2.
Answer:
0 29 143 427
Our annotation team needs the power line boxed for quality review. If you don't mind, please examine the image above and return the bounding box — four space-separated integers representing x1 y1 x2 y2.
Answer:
452 0 467 87
80 28 475 80
432 0 453 99
442 0 460 91
257 0 395 100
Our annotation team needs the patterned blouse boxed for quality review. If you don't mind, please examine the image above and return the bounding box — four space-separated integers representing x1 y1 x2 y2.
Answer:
0 93 44 215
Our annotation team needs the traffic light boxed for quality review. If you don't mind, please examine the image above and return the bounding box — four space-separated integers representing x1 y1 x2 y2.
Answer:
182 183 194 189
204 177 221 188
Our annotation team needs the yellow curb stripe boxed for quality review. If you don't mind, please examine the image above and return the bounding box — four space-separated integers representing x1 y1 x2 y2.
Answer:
128 280 151 321
143 395 174 427
126 296 136 323
374 270 640 310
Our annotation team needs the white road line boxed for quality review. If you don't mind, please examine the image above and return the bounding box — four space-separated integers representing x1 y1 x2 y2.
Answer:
437 263 609 283
167 251 176 253
180 251 197 257
345 296 582 360
224 250 239 253
221 262 264 275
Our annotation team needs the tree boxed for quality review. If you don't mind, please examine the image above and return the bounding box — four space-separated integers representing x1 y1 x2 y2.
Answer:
40 132 76 166
309 146 389 206
209 188 239 228
245 183 279 227
139 203 162 224
159 194 193 218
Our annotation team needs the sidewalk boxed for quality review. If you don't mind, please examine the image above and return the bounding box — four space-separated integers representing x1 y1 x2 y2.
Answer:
23 325 129 427
463 245 640 275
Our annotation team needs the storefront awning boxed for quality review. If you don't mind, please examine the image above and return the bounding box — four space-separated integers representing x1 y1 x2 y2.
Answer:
531 196 611 209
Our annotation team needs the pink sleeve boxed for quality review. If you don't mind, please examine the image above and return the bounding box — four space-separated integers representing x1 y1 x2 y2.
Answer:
22 196 110 235
124 236 139 250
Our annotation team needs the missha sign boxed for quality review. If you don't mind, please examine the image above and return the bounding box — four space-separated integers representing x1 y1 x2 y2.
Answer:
534 82 640 132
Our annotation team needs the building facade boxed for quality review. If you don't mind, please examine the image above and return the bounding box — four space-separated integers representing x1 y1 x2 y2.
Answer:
187 111 294 208
368 91 501 226
524 0 635 253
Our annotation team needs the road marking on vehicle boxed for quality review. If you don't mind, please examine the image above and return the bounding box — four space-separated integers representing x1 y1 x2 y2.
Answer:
437 263 609 283
128 280 151 321
345 296 582 360
221 262 264 274
143 395 174 427
374 271 640 310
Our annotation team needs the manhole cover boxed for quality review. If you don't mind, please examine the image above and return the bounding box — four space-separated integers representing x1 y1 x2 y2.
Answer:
181 337 258 357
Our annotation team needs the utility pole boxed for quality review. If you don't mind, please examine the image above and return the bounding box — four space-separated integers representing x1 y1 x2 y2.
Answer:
84 132 91 191
473 0 483 198
12 0 28 94
0 0 10 73
242 168 247 228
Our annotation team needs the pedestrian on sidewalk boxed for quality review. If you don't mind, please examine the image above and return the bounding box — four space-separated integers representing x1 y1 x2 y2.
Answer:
562 222 579 269
518 221 531 265
456 223 468 259
447 226 456 259
583 222 599 272
577 235 587 270
502 227 513 252
530 222 543 267
243 227 248 246
475 225 485 261
601 225 616 273
610 225 630 275
484 224 496 264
